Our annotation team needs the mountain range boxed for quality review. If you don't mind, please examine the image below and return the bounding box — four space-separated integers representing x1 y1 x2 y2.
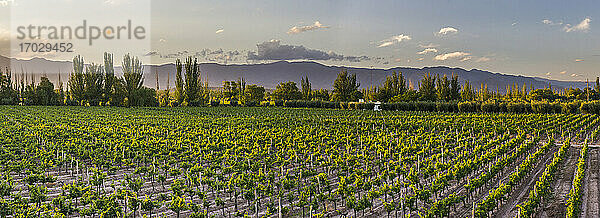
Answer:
0 55 588 92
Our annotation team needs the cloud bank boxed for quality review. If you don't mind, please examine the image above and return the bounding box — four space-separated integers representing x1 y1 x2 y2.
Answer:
247 39 369 62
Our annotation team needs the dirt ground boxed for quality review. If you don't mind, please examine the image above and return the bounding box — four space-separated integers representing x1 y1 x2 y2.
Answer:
540 146 580 218
581 148 599 218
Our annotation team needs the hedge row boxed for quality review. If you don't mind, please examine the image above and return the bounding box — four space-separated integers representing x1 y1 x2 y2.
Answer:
209 100 600 114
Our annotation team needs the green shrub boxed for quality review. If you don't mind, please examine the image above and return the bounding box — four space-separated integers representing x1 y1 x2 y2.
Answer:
458 102 476 112
339 102 349 109
274 100 284 107
580 101 600 114
284 100 296 108
507 102 528 113
363 103 375 110
562 102 580 114
481 101 498 113
189 100 204 107
415 101 436 111
435 102 458 112
259 101 271 107
307 101 320 108
531 101 547 113
348 102 358 110
245 100 258 107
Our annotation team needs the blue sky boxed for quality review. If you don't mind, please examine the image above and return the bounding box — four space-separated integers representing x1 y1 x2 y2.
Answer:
2 0 599 81
148 0 599 81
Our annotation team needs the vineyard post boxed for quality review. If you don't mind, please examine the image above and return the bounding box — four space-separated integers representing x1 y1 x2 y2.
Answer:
254 188 258 218
401 190 404 218
471 201 474 218
278 195 282 218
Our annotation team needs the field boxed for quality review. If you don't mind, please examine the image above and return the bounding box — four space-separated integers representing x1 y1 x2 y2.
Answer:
0 106 598 218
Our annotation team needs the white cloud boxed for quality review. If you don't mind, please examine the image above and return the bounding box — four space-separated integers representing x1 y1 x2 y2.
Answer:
287 21 329 34
395 58 402 62
512 22 518 26
377 34 411 48
544 18 590 33
417 57 425 61
419 43 438 48
417 48 437 55
564 18 591 32
158 38 166 43
434 51 470 61
437 27 458 36
476 57 491 62
542 19 563 26
460 56 472 62
571 73 579 77
545 72 551 76
575 59 584 62
559 71 567 74
216 29 224 34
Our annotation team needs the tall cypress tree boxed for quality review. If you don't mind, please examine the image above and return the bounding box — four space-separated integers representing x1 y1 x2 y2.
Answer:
69 55 86 105
104 52 115 104
175 59 184 104
460 80 475 101
450 75 461 100
121 54 144 106
595 77 599 93
377 71 407 102
184 57 201 104
84 63 104 105
301 76 311 100
419 73 436 101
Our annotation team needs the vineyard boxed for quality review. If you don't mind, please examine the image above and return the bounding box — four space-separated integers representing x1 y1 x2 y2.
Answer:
0 106 599 218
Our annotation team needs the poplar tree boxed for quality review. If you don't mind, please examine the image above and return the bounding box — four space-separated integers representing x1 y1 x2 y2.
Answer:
122 54 144 106
103 52 115 104
175 59 184 104
419 73 436 101
301 76 312 100
69 55 86 105
184 57 201 104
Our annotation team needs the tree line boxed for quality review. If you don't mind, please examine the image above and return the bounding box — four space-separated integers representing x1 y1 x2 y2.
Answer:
0 53 155 107
1 55 600 111
252 70 600 104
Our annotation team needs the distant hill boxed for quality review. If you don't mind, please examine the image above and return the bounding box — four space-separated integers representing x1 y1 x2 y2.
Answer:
0 56 587 92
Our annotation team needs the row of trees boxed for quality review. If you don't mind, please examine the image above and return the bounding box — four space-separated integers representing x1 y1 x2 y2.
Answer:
0 53 157 107
260 70 361 103
169 57 209 106
68 53 156 107
209 71 359 106
263 70 600 104
2 56 600 107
